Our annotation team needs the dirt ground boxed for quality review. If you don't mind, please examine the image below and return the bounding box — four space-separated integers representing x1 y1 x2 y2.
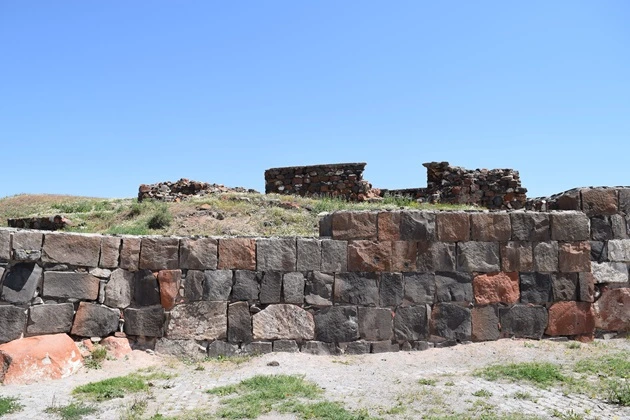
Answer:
1 338 630 420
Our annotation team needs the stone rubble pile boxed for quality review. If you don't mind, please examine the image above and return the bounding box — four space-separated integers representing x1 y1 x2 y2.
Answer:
138 178 258 202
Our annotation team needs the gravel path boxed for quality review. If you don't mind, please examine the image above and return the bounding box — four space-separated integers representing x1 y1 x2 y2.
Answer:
2 338 630 419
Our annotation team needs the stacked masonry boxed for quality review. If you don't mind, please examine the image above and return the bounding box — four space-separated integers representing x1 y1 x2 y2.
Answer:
0 209 628 357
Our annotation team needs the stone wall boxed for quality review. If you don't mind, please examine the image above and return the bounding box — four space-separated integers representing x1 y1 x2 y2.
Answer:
1 208 627 358
264 163 376 201
138 178 257 202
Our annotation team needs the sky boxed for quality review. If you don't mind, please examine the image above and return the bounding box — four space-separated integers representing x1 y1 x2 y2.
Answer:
1 1 629 199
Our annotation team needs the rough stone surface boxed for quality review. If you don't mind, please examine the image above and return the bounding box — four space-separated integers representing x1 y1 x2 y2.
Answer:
104 269 134 308
430 303 471 341
133 270 161 307
473 272 519 305
394 305 428 341
358 307 393 341
334 272 379 306
228 301 252 344
403 272 435 305
0 305 27 344
579 272 595 303
257 238 296 271
0 334 83 385
231 270 260 303
252 304 315 341
27 303 74 335
611 214 628 239
179 238 217 270
12 231 43 256
282 272 305 304
43 272 100 301
99 236 121 268
620 188 630 214
511 213 550 241
436 212 470 242
591 216 613 241
379 272 403 307
471 213 511 241
273 340 299 352
581 188 618 216
551 212 590 241
119 237 141 271
559 242 591 272
314 306 359 342
499 305 548 339
320 240 347 272
71 302 119 337
546 301 595 336
101 336 133 359
519 272 552 304
608 240 630 262
591 262 628 285
208 341 238 358
339 341 370 355
348 240 391 272
158 269 182 310
391 241 417 272
297 238 321 271
0 230 11 260
590 241 608 262
595 287 630 331
435 272 473 302
42 233 101 266
139 237 179 270
332 212 377 240
400 212 436 241
371 341 399 353
301 341 336 355
155 339 208 360
203 270 232 301
378 212 401 241
166 301 227 340
552 273 579 301
259 271 283 304
471 305 500 342
304 272 333 307
183 270 204 302
1 263 42 304
533 242 559 272
218 238 256 270
457 242 500 272
417 242 456 272
501 242 533 272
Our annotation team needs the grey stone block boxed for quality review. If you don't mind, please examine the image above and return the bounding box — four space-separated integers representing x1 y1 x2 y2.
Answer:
358 307 393 341
0 305 27 343
124 306 165 337
166 301 227 341
611 215 628 239
12 249 40 262
259 271 283 304
319 213 333 237
42 233 101 266
297 238 321 271
379 272 403 307
371 341 399 353
591 261 629 284
282 272 305 304
203 270 233 301
228 301 252 344
241 341 273 355
533 242 559 272
155 338 207 360
179 238 218 270
403 273 435 305
257 238 296 271
552 273 578 301
591 216 613 241
133 270 161 306
519 273 552 304
183 270 204 302
104 268 134 308
457 242 500 272
99 236 121 268
334 272 379 306
501 242 533 272
579 272 595 302
499 305 548 339
471 305 500 342
339 341 370 355
12 231 43 256
71 302 119 337
551 212 590 241
43 271 100 301
301 341 336 355
321 240 347 272
417 242 456 272
620 188 630 215
252 304 314 341
511 213 550 241
232 270 260 303
314 305 359 342
208 340 238 357
27 303 74 335
1 263 42 304
394 305 428 341
435 272 473 302
471 213 511 241
139 237 179 270
430 303 471 341
0 230 11 261
608 240 630 262
304 272 333 307
120 237 141 271
400 212 436 241
273 340 299 352
412 341 432 351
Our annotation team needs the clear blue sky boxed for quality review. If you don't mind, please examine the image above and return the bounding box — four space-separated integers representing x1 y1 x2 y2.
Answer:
1 1 629 199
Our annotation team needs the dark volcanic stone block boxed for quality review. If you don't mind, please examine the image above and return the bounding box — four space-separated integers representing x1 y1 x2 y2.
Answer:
417 242 456 272
301 341 336 355
499 304 548 339
314 305 359 342
208 341 238 357
403 272 435 305
391 241 417 272
43 271 100 301
551 212 590 241
321 240 347 272
99 236 121 268
124 306 165 337
304 272 333 307
430 303 471 341
394 305 428 341
120 237 141 271
231 270 260 303
379 272 403 307
27 303 74 335
471 213 511 241
552 273 579 301
273 340 299 352
1 263 42 304
533 242 559 272
179 237 218 270
228 301 252 344
71 302 119 337
435 272 473 302
139 237 179 270
471 305 500 342
133 270 161 306
183 270 204 302
590 241 608 262
297 238 321 271
457 242 500 272
358 307 393 341
0 305 27 344
259 271 283 304
519 272 552 304
282 272 305 304
511 213 550 241
203 270 233 301
43 233 101 266
257 238 297 271
591 216 613 241
334 272 379 306
436 212 470 242
400 212 436 241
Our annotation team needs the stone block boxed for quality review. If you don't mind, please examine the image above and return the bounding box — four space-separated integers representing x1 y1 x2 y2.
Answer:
554 190 581 210
259 271 283 304
412 341 432 351
390 241 417 272
133 270 161 306
371 341 399 353
12 231 43 256
119 237 141 271
301 341 336 355
578 272 595 302
208 341 238 357
179 237 217 270
378 211 401 241
101 336 132 359
218 238 256 270
519 272 552 304
228 301 252 344
533 242 559 272
257 238 296 271
155 338 207 360
139 237 179 270
473 272 519 305
435 272 473 302
71 302 119 337
183 270 204 302
511 213 550 241
619 188 630 214
581 188 618 216
27 303 74 335
124 306 165 337
611 215 628 239
0 230 11 261
358 307 393 341
304 272 333 307
43 272 100 301
231 270 260 303
166 301 227 340
559 242 591 272
252 304 314 340
591 216 613 241
331 211 377 240
339 341 370 355
318 213 333 237
334 272 379 306
347 240 391 272
471 305 499 342
430 303 471 341
608 240 630 262
321 240 347 272
417 242 456 272
241 341 273 355
501 242 533 272
551 212 590 241
590 241 608 262
99 236 121 268
314 306 359 342
12 249 40 262
591 262 628 285
394 305 428 341
403 272 435 305
499 305 548 339
203 270 232 301
297 238 321 271
546 301 595 336
42 233 101 266
552 273 578 301
0 305 27 344
1 263 42 304
594 287 630 331
273 340 299 352
400 212 436 241
380 272 403 307
158 269 182 310
282 272 305 304
457 242 500 272
471 213 511 241
436 212 470 242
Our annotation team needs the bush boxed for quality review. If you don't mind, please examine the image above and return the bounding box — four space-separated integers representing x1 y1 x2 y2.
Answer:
147 204 172 230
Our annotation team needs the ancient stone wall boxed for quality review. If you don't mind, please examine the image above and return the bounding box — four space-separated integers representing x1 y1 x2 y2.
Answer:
138 178 257 202
1 208 628 360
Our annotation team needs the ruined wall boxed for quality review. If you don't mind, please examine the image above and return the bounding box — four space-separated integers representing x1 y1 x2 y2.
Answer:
1 208 628 359
138 178 257 202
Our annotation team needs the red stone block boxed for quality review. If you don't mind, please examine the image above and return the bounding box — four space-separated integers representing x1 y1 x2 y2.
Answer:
391 241 417 272
473 272 519 305
218 238 256 270
347 240 391 272
471 213 511 241
157 269 182 310
594 287 630 332
558 242 591 272
500 242 533 272
545 301 595 336
581 188 618 216
332 212 377 240
436 212 470 242
377 211 401 241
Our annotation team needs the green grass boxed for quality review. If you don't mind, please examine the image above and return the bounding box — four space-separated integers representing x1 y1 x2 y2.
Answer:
72 374 149 401
475 362 568 387
84 345 108 369
472 389 493 397
45 401 98 419
574 352 630 378
606 378 630 406
0 396 23 416
418 378 437 386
